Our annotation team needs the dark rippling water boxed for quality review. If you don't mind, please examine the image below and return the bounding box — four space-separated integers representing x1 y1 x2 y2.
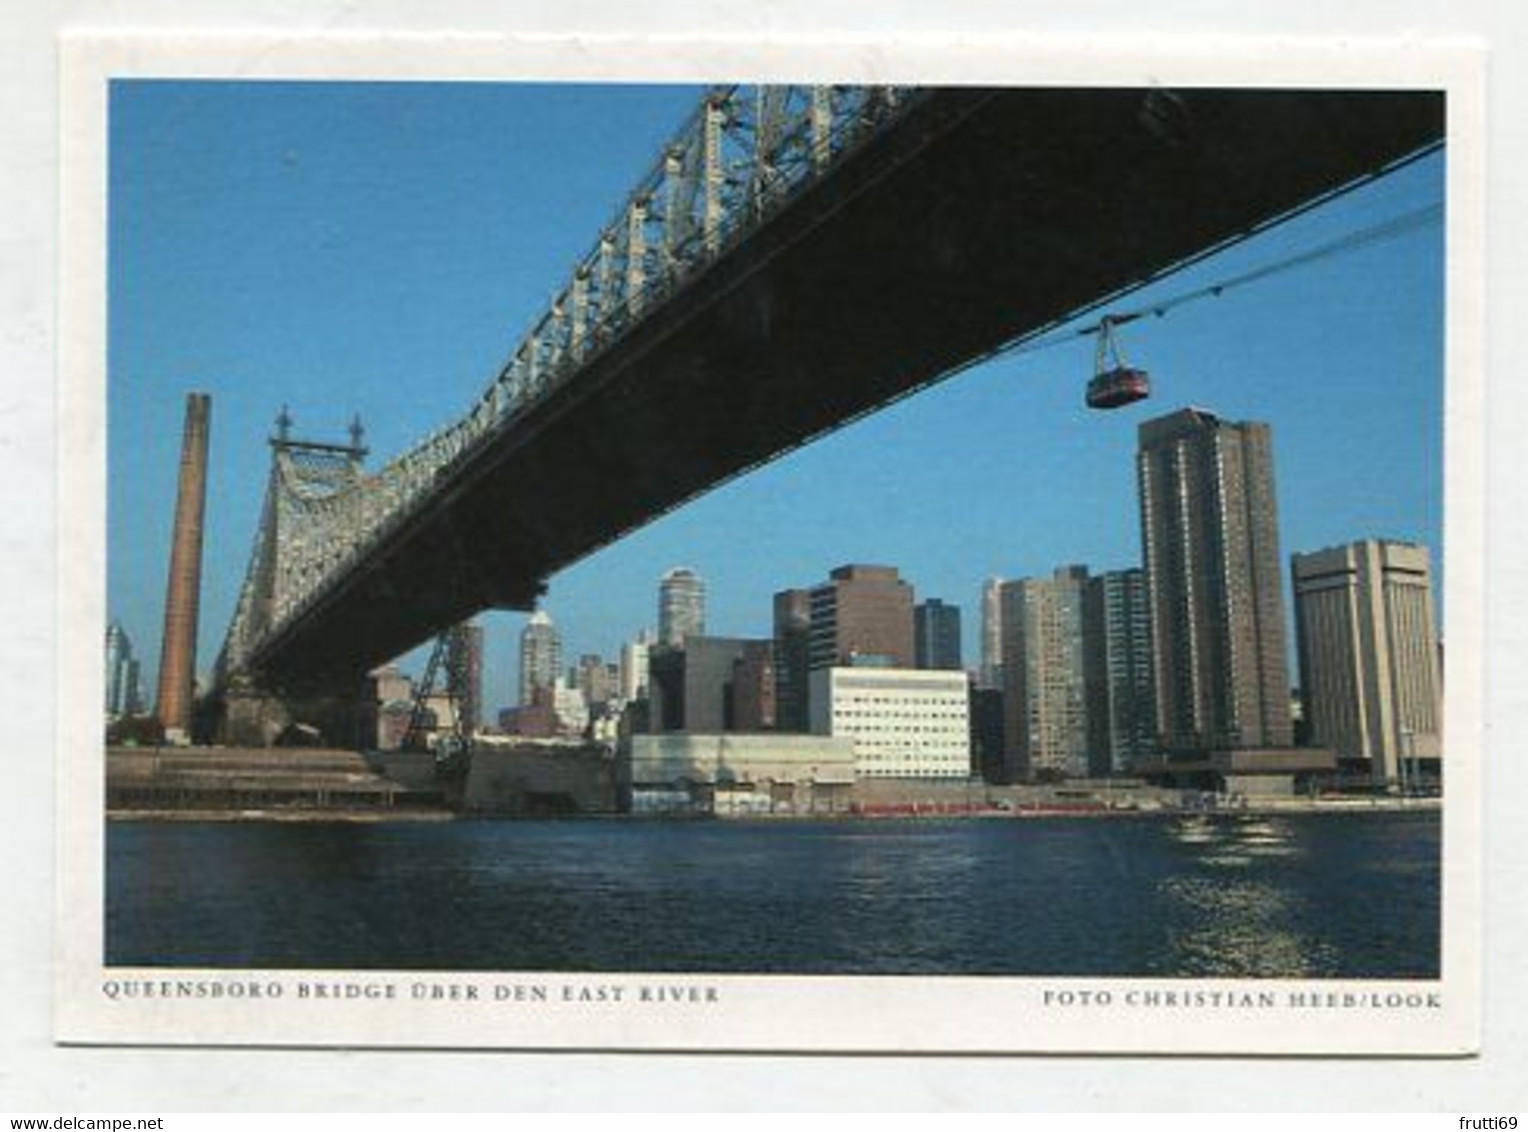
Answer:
106 811 1440 977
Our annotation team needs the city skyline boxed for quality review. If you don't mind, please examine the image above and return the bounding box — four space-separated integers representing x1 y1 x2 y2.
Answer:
107 82 1444 721
103 403 1447 726
344 478 1442 736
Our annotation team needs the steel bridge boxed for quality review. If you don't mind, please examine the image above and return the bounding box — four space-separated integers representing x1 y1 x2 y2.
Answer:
212 84 1443 735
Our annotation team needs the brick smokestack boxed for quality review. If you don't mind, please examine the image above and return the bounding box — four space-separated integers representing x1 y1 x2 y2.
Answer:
154 392 211 741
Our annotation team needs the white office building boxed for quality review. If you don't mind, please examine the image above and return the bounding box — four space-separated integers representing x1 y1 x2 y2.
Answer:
1292 538 1442 786
809 666 971 779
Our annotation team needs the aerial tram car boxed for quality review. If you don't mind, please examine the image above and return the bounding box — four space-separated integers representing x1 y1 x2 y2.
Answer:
1085 314 1152 410
1036 193 1441 414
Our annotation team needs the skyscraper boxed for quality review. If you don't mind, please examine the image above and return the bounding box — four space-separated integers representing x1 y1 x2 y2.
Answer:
1292 539 1442 786
1138 407 1293 753
1000 566 1091 781
1082 568 1157 775
104 621 142 721
658 567 706 647
914 598 963 670
518 610 562 708
979 577 1005 691
807 564 915 671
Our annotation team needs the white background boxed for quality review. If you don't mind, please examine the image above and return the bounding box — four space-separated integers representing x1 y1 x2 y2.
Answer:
4 0 1526 1112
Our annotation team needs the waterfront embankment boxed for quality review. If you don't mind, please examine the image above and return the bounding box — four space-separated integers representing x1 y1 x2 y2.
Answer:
105 744 1438 823
106 746 453 819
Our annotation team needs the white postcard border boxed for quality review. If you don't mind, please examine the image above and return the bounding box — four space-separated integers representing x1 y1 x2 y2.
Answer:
55 32 1486 1055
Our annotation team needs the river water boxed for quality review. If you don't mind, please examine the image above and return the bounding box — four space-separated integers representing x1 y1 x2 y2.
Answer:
106 810 1439 978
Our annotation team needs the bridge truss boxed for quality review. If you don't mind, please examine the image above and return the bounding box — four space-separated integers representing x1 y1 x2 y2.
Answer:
216 85 919 685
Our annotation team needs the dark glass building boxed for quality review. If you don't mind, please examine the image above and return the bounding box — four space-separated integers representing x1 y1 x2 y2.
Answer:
1082 569 1157 775
914 598 963 670
772 588 812 733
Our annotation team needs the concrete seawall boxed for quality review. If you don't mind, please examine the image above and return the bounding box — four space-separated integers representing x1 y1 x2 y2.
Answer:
106 743 622 819
463 744 618 815
106 745 1439 822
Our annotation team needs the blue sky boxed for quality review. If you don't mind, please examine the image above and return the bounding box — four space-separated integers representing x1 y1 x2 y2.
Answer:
108 81 1444 720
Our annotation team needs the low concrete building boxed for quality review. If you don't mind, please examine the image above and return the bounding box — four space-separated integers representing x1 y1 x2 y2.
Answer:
622 733 856 815
1133 746 1337 797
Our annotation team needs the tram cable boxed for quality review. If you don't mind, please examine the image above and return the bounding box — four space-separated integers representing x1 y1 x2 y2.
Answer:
925 193 1444 410
1044 201 1444 356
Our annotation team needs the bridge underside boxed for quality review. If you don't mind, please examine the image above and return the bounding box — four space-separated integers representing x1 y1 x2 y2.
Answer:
248 86 1443 696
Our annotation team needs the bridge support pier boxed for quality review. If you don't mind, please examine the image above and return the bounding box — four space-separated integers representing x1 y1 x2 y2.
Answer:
220 678 291 748
220 675 372 750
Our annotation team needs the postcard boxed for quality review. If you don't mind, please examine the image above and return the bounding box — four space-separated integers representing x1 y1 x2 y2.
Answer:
56 33 1484 1053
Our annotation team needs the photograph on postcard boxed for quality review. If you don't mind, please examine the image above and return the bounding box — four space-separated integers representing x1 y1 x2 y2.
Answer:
59 39 1481 1052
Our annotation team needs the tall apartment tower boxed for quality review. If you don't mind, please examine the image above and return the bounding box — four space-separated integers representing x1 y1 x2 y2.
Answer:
979 577 1005 691
914 598 963 670
1138 408 1293 753
1000 566 1091 781
808 564 915 671
154 392 211 743
658 567 706 647
1292 539 1442 785
518 610 562 708
772 589 813 732
1082 568 1157 775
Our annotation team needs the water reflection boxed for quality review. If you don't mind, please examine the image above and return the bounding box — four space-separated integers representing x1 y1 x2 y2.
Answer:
1232 816 1303 859
1155 815 1341 977
107 812 1438 977
1167 815 1220 845
1157 873 1339 976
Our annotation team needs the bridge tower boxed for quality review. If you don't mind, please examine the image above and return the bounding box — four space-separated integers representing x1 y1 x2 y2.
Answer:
216 408 374 748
